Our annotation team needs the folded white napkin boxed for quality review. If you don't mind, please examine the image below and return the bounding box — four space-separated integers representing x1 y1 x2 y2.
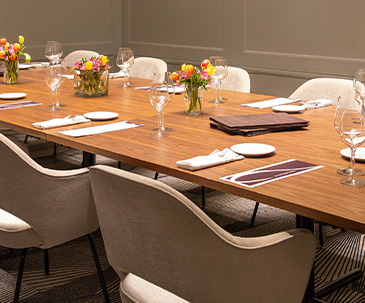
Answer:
304 99 333 109
59 121 143 137
176 148 244 171
109 71 125 78
241 98 300 109
33 115 90 130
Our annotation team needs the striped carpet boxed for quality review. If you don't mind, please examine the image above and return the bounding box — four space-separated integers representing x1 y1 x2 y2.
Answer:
1 131 365 302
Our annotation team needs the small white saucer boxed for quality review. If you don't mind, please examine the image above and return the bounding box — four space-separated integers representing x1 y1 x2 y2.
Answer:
272 104 306 113
0 93 27 100
340 147 365 162
230 143 276 156
83 111 119 121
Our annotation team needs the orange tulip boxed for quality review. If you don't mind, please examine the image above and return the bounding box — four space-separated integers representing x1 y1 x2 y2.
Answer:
183 64 194 77
170 72 180 81
0 38 7 46
13 43 21 52
201 59 210 70
9 54 18 61
0 51 5 59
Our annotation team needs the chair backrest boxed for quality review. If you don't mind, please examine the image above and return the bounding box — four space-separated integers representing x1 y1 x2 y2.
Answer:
129 57 167 82
64 50 99 68
289 78 353 101
90 165 316 303
221 66 250 93
0 133 99 249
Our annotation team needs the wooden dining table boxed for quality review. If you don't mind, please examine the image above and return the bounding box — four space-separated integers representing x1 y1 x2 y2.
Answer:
1 68 365 301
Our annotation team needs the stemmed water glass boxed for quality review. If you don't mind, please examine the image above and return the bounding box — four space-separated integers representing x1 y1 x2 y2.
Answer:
150 79 169 138
154 72 175 132
49 59 67 108
45 41 63 64
354 68 365 113
208 58 228 104
339 108 365 186
209 56 228 102
45 65 62 111
116 48 134 88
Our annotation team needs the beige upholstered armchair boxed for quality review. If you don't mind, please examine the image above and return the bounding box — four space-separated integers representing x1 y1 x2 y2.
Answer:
221 66 251 93
64 49 99 68
289 78 353 101
129 57 167 82
0 134 109 303
90 165 317 303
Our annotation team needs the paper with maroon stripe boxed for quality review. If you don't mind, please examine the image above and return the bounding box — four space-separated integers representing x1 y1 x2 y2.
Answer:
221 159 323 188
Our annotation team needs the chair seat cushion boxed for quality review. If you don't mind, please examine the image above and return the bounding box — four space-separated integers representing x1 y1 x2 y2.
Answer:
0 209 42 248
120 273 190 303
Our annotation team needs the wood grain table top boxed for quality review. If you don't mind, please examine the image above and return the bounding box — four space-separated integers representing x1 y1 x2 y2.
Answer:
1 68 364 233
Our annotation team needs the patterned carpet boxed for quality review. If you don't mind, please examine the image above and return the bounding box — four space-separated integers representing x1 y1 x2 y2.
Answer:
1 130 365 302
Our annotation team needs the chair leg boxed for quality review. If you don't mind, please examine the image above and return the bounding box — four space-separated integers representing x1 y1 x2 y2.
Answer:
250 202 260 226
87 234 110 303
14 248 28 303
53 144 57 157
44 249 49 276
154 172 159 180
201 186 206 209
24 135 28 144
318 222 324 249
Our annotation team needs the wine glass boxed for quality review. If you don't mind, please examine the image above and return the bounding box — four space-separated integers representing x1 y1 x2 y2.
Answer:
339 108 365 186
208 58 228 104
116 48 134 88
153 72 175 132
49 59 67 108
334 95 365 176
150 79 169 137
209 56 228 102
45 41 63 64
45 65 62 111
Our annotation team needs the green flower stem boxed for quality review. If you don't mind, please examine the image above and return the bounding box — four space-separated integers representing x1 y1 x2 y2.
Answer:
4 60 19 84
186 83 202 113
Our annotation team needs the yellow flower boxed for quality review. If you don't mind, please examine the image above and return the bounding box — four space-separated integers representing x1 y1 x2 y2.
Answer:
14 43 21 52
101 56 108 66
19 35 24 44
206 64 216 76
85 61 93 70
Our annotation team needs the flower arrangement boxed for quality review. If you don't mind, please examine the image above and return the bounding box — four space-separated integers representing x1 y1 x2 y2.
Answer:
0 35 31 84
73 55 111 97
171 59 216 114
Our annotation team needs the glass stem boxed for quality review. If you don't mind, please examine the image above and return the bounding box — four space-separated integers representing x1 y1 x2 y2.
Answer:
351 146 357 181
219 80 223 100
157 108 163 133
215 81 219 101
52 88 55 109
55 87 60 107
123 67 128 88
161 111 165 130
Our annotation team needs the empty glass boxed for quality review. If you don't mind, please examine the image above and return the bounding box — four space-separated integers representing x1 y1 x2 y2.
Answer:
153 72 175 132
208 58 228 104
45 65 62 111
339 108 365 186
353 68 365 113
45 41 63 64
209 56 228 101
49 59 67 108
116 48 134 87
335 95 365 176
150 78 169 137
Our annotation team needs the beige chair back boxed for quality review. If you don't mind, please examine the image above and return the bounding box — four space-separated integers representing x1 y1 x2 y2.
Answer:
0 133 99 249
221 66 250 93
64 50 99 68
289 78 353 101
90 165 316 303
129 57 167 82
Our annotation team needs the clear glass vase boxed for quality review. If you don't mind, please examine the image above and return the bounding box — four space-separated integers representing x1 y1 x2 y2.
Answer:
184 84 203 115
74 69 109 97
4 60 19 84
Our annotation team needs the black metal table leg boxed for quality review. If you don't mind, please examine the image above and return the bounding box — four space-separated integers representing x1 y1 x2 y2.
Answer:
82 152 96 167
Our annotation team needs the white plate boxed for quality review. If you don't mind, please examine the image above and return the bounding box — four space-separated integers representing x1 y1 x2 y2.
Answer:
83 111 119 121
230 143 276 156
272 105 306 113
19 64 30 70
0 92 27 100
340 147 365 162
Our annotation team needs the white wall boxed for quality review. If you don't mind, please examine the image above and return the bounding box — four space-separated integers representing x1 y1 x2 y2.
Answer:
3 0 365 96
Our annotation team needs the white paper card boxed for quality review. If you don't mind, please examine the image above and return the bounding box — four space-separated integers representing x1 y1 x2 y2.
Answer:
241 98 299 109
